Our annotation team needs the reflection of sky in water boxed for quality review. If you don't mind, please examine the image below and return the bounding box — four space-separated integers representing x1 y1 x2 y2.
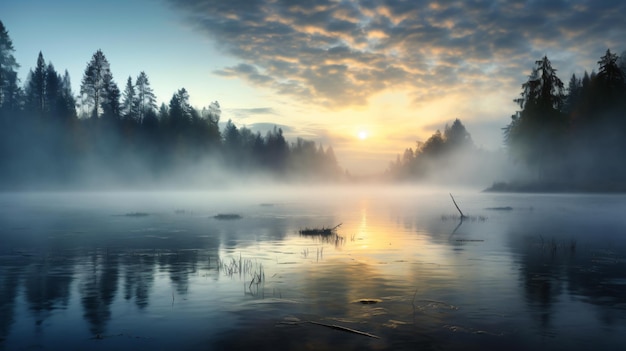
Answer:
0 190 625 350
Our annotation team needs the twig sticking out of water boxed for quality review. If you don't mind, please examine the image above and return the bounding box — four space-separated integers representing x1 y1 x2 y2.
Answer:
449 193 466 219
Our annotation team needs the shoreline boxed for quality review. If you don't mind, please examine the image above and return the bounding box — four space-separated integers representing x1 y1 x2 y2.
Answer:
484 181 626 194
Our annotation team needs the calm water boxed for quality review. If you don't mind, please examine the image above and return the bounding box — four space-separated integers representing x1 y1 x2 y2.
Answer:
0 188 625 350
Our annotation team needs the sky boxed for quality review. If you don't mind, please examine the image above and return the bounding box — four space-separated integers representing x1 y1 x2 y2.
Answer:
2 0 626 175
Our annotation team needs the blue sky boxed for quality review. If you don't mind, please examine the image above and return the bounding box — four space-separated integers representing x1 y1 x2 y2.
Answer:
3 0 626 174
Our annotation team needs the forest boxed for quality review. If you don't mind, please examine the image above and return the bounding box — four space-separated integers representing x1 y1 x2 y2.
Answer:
0 21 341 189
387 49 626 191
497 50 626 191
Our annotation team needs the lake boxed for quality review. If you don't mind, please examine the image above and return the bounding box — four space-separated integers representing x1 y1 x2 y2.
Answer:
1 187 625 350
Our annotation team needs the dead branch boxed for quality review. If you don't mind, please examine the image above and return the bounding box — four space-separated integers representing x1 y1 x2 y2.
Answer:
449 193 466 218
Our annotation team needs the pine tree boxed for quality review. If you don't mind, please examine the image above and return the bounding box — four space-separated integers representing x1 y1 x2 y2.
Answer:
121 76 138 120
168 88 192 130
80 50 114 118
102 74 120 121
24 51 47 115
564 73 582 114
135 71 156 122
596 49 624 101
0 20 20 116
505 55 566 178
60 70 77 121
44 62 62 118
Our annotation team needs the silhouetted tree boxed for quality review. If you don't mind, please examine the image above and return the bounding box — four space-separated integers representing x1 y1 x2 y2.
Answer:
223 119 241 150
443 118 472 151
168 88 192 130
505 55 567 179
199 101 221 148
59 70 77 122
564 73 582 114
101 74 120 121
420 130 445 157
121 76 138 121
80 50 114 119
597 49 624 96
24 52 46 116
0 20 21 118
135 71 156 122
264 126 288 171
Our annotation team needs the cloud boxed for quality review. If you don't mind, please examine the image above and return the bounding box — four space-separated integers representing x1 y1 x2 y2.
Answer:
225 107 277 120
168 0 626 108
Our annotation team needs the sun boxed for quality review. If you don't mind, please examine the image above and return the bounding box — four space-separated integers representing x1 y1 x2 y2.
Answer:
358 130 368 140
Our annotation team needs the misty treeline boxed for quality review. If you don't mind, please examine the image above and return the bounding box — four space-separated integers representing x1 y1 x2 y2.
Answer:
385 118 502 185
501 50 626 191
0 21 341 189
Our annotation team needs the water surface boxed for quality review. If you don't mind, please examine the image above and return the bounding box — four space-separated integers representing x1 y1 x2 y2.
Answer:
1 188 625 350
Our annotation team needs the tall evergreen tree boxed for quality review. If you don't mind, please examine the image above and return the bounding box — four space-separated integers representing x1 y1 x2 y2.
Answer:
168 88 192 130
135 71 156 122
24 52 46 115
0 20 20 117
564 73 582 114
80 50 113 118
121 76 138 120
102 72 120 121
44 63 62 118
596 49 625 102
59 70 77 121
505 55 566 179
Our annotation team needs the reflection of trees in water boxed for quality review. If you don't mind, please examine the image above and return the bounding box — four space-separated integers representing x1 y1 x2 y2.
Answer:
24 257 73 326
0 216 241 341
79 251 119 335
508 223 626 329
0 260 25 342
565 249 626 325
518 248 565 331
158 250 199 295
123 253 155 309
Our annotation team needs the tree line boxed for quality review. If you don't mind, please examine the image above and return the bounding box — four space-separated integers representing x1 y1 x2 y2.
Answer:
501 49 626 191
0 21 341 188
386 118 477 180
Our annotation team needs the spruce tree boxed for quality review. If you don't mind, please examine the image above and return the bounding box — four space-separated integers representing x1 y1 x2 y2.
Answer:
80 50 114 118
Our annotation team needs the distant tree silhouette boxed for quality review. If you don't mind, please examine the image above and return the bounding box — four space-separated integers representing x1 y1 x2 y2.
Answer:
443 118 472 150
0 20 346 187
388 119 477 181
223 119 241 152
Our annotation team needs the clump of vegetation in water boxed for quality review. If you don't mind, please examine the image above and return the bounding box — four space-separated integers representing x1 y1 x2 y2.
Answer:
299 223 342 235
213 213 242 220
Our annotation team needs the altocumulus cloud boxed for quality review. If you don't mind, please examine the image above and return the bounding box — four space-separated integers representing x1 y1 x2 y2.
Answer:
168 0 626 108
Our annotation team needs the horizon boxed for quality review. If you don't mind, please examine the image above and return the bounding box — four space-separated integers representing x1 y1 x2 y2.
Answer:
2 0 626 175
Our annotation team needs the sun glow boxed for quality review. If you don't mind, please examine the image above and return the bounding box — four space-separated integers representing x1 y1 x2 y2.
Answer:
358 130 368 140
